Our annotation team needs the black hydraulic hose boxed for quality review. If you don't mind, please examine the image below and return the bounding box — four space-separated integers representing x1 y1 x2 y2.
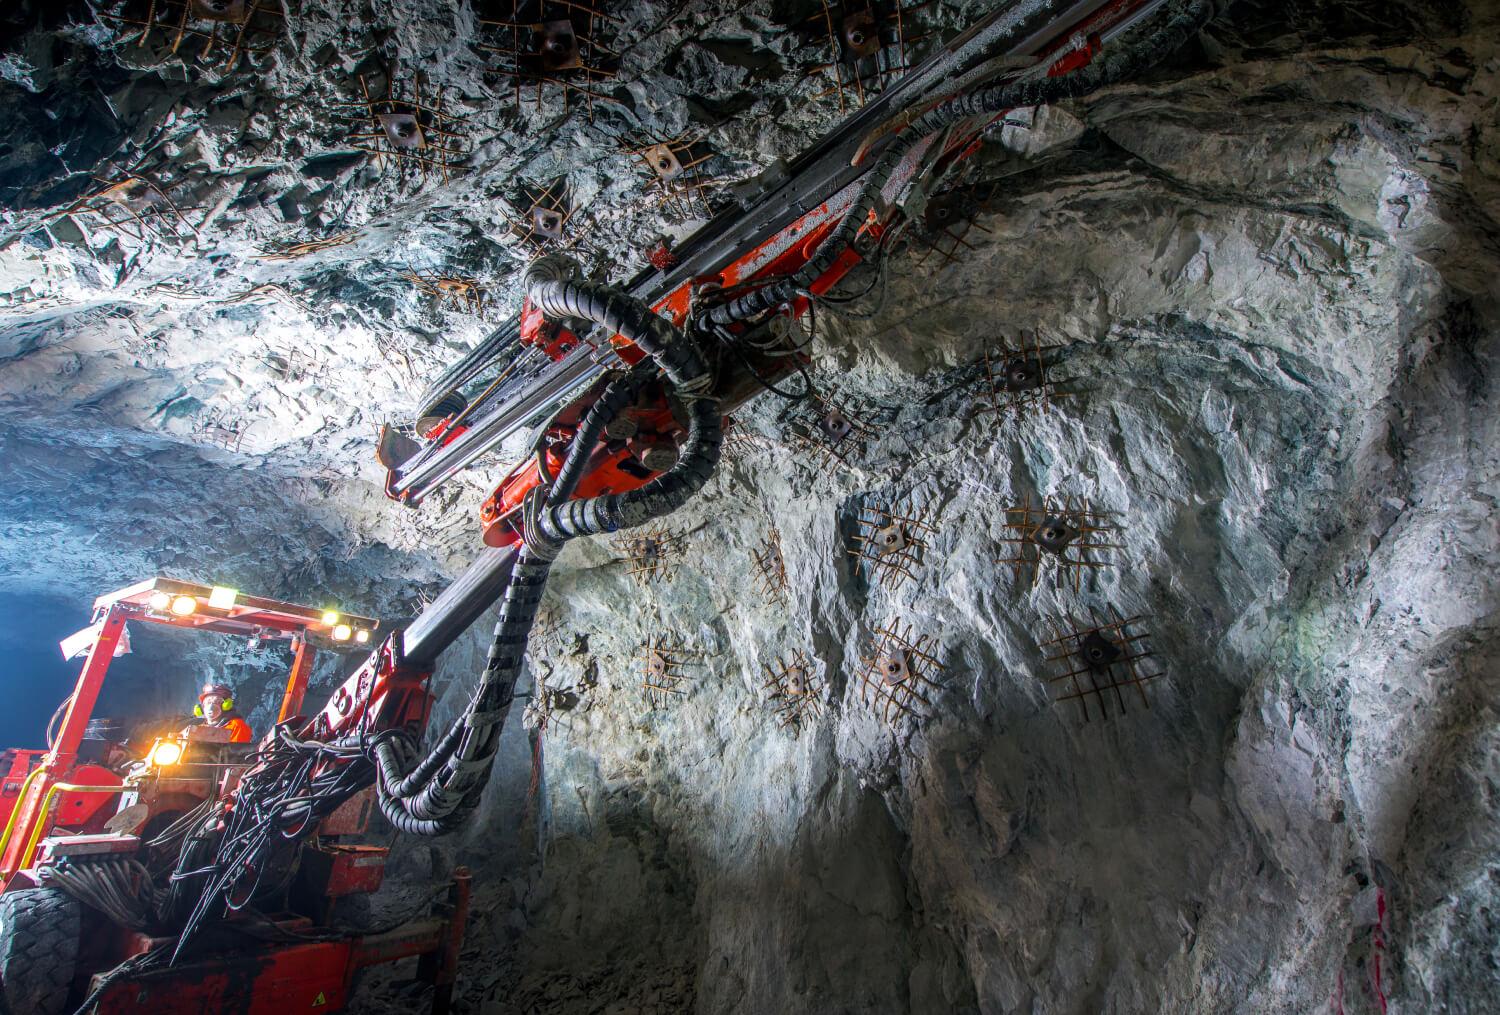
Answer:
371 366 673 823
549 363 656 504
372 257 722 836
371 367 660 818
526 256 712 393
539 394 719 541
702 0 1216 326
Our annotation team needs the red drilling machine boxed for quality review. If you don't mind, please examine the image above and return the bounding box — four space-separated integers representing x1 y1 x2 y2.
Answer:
0 579 469 1014
0 1 1212 1011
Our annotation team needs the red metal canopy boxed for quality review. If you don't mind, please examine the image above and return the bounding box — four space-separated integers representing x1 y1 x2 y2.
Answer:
91 577 380 648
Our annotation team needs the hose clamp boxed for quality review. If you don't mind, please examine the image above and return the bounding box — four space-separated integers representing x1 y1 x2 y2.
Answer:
521 487 565 561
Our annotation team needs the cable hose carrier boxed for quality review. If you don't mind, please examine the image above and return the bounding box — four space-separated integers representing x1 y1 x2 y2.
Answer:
371 255 723 836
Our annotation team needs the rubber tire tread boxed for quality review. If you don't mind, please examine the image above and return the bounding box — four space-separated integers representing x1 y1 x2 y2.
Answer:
0 887 80 1015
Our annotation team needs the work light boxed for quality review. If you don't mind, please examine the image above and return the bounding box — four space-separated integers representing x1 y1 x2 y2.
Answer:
147 740 183 768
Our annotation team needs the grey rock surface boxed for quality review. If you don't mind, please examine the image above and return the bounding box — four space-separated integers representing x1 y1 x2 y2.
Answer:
0 1 1497 1014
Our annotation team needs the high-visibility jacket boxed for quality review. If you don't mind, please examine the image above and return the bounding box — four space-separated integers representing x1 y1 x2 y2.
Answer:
217 716 253 743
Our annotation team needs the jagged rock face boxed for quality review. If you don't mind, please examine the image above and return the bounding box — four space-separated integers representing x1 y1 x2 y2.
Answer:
3 1 1499 1014
480 6 1500 1015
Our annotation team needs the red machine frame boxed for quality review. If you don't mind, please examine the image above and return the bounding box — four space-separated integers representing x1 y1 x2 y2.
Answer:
0 578 470 1014
1 577 379 883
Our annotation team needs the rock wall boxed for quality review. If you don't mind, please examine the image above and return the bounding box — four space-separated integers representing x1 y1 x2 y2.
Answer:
470 5 1500 1015
0 1 1497 1014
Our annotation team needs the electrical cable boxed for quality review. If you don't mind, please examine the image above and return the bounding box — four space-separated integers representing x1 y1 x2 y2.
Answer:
711 323 814 402
69 942 174 1015
166 725 377 960
44 695 72 750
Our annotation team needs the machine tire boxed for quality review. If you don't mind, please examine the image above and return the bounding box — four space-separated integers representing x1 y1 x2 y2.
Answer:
0 887 81 1015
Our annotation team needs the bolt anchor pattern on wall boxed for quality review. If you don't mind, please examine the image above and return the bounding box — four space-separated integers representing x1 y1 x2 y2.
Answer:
478 0 621 122
500 178 583 256
763 650 823 733
784 392 876 469
974 332 1074 419
850 501 936 592
913 184 998 268
751 528 790 605
799 1 935 113
620 133 723 220
613 526 685 586
856 619 943 724
340 73 475 184
1040 608 1163 722
639 633 698 710
999 493 1124 592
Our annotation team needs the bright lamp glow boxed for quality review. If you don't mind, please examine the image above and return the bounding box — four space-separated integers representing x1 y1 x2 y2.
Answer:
332 624 353 642
321 610 340 626
169 595 197 617
354 629 370 644
147 591 171 612
147 740 183 767
208 586 237 610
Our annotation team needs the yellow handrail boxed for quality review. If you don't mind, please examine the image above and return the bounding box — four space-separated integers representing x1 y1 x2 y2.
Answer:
0 765 49 866
18 782 131 874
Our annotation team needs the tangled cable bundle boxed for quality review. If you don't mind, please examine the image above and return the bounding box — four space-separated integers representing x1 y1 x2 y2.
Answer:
168 728 372 959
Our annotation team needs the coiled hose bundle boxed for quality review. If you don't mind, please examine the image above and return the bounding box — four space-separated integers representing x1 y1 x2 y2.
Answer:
370 255 722 836
699 0 1217 328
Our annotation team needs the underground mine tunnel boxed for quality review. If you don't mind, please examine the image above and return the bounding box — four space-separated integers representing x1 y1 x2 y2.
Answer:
0 0 1497 1012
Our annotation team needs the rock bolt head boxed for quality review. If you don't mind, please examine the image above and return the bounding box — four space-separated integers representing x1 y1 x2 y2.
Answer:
1078 631 1121 673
